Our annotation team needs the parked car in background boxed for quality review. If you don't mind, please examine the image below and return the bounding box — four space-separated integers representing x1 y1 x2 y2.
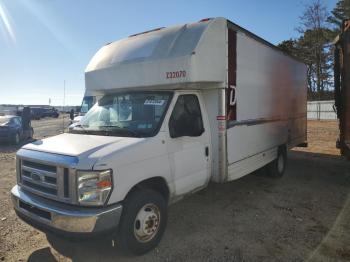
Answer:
0 115 34 145
42 107 59 118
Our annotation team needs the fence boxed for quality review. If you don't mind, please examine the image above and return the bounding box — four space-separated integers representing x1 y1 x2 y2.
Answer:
307 100 337 120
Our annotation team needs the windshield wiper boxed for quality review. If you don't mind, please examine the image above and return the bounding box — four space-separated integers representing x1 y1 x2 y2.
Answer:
98 126 140 137
72 124 89 134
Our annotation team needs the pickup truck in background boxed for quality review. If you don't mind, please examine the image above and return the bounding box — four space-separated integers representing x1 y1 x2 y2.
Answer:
30 107 59 120
42 107 59 118
11 18 307 255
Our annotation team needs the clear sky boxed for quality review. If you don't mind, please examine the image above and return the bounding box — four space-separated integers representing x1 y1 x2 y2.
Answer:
0 0 338 106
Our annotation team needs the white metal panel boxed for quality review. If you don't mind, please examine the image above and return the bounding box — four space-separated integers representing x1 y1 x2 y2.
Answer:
226 32 307 169
234 32 307 121
227 121 287 164
227 147 277 181
201 88 221 181
102 133 174 204
85 18 227 92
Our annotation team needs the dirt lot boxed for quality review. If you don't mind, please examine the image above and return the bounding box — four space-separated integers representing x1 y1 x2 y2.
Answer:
0 119 350 262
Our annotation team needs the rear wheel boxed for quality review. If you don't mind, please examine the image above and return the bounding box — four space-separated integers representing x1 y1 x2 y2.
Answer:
118 189 167 255
268 146 287 178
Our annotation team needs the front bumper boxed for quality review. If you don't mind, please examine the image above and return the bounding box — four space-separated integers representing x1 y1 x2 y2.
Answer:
11 185 123 234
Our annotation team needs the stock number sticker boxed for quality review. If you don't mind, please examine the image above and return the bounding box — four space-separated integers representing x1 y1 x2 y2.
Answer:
166 70 186 79
144 100 165 106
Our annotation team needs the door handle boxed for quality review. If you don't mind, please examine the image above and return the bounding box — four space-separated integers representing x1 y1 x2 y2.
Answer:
205 146 209 157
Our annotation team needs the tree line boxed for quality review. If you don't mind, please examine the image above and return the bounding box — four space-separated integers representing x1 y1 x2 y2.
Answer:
278 0 350 100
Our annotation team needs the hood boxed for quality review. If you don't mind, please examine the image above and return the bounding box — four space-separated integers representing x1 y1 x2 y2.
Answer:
23 133 144 158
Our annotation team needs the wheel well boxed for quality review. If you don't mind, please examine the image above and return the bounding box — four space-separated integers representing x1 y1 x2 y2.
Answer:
128 177 170 202
279 144 287 154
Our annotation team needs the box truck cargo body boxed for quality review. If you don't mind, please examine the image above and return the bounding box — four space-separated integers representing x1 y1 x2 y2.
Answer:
11 18 307 254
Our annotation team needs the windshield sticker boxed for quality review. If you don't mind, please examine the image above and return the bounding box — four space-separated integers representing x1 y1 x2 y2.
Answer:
144 100 165 106
137 123 153 129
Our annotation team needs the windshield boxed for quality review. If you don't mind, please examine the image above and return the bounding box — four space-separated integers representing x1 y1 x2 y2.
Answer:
80 96 95 114
71 92 172 137
0 117 11 125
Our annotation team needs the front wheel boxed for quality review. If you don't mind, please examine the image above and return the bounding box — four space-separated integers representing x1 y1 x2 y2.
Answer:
268 146 287 178
118 189 167 255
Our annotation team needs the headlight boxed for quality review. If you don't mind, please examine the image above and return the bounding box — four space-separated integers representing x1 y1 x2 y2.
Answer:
77 170 113 206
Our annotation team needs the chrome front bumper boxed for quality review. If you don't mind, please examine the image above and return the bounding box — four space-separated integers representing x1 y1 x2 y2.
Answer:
11 185 122 234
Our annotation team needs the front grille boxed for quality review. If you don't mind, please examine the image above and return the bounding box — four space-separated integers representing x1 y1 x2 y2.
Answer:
18 158 74 203
21 160 58 196
22 160 57 173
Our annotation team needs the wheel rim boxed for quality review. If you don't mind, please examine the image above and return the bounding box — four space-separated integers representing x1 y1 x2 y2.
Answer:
277 154 284 174
134 203 161 243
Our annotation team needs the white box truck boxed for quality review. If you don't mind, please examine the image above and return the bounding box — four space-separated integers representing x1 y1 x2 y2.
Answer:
72 90 102 124
11 17 307 254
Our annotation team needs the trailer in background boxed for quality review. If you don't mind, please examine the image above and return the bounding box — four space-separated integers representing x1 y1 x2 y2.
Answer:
334 20 350 160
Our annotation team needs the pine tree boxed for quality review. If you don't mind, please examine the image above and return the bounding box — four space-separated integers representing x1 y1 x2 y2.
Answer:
327 0 350 30
297 0 333 96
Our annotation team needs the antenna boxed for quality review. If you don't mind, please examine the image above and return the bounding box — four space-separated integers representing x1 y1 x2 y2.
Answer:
63 80 65 132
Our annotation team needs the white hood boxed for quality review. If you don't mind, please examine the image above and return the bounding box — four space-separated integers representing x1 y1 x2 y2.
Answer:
22 132 165 170
23 133 145 169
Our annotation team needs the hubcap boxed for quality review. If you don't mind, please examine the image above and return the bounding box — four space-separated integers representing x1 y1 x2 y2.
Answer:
134 203 161 243
277 154 284 173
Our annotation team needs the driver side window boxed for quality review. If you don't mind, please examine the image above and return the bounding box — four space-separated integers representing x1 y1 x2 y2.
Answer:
169 95 204 138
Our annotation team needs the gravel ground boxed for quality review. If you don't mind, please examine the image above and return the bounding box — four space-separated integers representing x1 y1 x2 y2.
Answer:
0 118 350 262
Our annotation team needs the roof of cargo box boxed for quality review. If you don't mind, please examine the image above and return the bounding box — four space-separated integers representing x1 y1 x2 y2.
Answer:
85 17 228 92
85 17 304 92
86 22 208 71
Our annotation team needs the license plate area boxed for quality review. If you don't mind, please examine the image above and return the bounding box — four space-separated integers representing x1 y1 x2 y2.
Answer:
19 200 52 221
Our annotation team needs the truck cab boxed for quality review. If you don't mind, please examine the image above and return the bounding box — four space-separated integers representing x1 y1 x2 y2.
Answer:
11 89 211 253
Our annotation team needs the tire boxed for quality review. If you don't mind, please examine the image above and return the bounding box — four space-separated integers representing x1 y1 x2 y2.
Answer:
13 133 20 145
268 146 287 178
118 189 167 255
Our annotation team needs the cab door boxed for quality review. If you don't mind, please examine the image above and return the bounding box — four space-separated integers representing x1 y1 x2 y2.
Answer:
166 93 211 196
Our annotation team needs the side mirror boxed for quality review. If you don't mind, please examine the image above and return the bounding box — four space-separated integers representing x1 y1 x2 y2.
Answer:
169 128 182 138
